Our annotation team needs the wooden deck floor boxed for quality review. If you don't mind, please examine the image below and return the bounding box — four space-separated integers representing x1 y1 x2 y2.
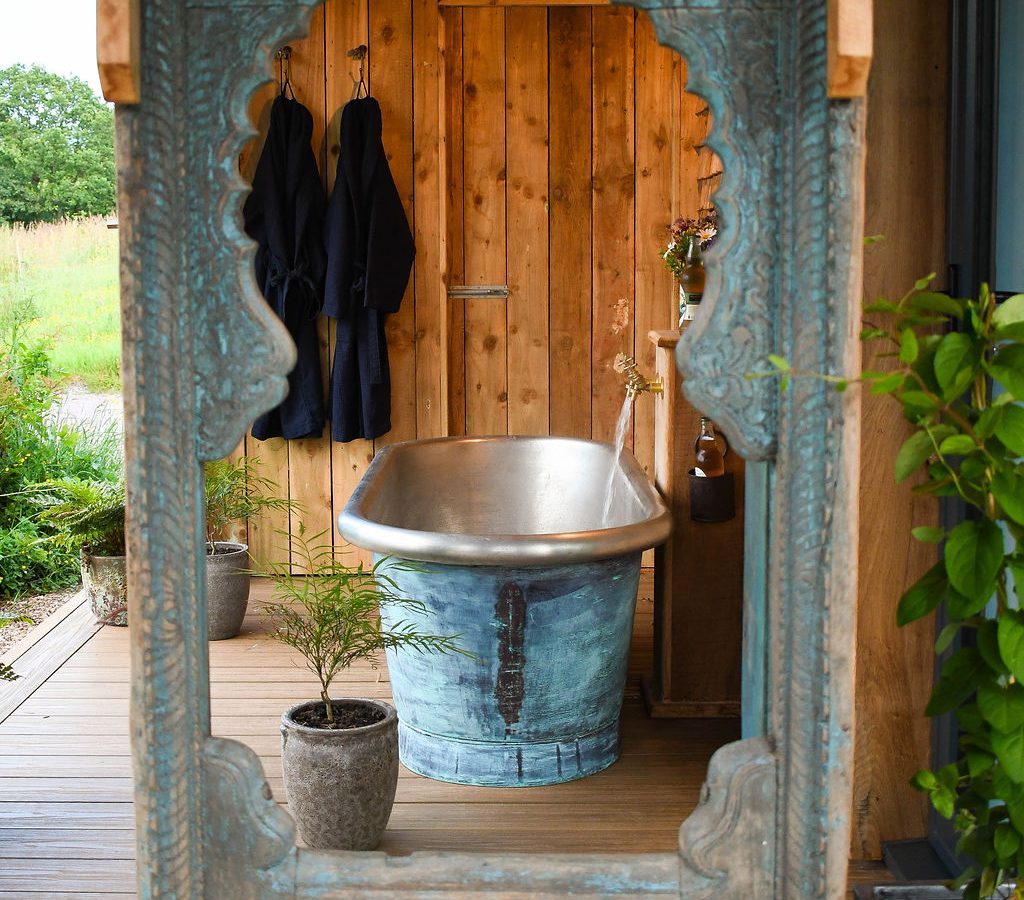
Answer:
0 571 757 896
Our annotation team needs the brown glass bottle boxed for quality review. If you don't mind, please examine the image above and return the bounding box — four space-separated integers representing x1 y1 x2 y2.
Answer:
694 417 725 477
678 236 705 322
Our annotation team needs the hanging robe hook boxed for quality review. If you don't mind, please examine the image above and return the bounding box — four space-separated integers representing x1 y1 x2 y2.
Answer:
275 45 294 98
347 44 368 99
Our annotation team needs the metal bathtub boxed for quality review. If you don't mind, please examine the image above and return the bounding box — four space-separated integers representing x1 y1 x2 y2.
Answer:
338 435 671 786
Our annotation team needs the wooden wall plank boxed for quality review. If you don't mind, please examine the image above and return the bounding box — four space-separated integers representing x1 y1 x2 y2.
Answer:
633 14 676 480
242 76 292 569
413 0 446 439
326 0 374 569
462 8 508 436
675 88 706 221
370 0 417 455
443 9 467 436
505 8 549 436
548 7 593 440
245 442 291 570
851 0 948 860
283 10 334 573
591 7 635 445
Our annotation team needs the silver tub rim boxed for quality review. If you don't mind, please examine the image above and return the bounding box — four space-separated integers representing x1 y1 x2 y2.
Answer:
338 435 672 567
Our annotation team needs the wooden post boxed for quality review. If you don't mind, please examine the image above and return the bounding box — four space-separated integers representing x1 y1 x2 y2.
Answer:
96 0 140 104
645 328 744 717
828 0 873 98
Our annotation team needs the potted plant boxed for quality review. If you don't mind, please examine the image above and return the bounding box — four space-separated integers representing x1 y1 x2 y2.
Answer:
202 456 292 641
34 478 127 626
263 530 467 851
762 279 1024 899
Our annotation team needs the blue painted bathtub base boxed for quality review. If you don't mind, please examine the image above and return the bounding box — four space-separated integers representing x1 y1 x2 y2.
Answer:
380 554 641 787
399 720 622 787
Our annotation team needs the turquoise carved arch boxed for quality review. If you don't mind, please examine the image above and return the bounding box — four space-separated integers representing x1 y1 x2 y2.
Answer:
117 0 864 896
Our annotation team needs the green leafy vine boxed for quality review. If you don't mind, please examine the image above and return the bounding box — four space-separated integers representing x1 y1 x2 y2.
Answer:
754 278 1024 899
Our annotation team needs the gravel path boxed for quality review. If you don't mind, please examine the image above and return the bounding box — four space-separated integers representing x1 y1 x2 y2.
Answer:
0 588 80 657
52 384 124 436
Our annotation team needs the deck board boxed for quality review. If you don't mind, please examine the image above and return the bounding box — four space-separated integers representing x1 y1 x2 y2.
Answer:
0 573 882 894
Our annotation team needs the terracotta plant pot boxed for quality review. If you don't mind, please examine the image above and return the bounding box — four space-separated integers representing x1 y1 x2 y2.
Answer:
280 698 399 850
81 551 128 627
206 541 250 640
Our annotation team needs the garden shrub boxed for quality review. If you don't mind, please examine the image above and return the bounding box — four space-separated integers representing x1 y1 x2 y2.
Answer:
0 298 121 600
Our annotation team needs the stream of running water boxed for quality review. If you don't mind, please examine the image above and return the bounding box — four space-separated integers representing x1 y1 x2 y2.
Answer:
601 393 635 525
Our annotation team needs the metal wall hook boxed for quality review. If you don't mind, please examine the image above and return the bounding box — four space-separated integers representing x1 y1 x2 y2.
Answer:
275 45 294 98
347 44 368 98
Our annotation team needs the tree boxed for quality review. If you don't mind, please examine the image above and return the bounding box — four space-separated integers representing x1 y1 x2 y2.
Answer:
0 64 116 225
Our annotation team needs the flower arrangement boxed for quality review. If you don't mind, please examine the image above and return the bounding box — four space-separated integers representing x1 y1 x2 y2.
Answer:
663 209 718 282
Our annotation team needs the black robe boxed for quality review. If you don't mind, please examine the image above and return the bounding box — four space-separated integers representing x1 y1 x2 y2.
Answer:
242 93 327 440
324 96 415 442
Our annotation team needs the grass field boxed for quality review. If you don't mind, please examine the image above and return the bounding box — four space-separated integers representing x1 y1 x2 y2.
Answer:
0 217 120 391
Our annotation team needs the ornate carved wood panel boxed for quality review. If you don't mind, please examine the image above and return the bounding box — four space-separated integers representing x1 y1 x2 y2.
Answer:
115 0 867 895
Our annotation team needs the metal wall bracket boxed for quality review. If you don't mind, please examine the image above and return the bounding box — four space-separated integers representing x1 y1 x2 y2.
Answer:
447 285 509 300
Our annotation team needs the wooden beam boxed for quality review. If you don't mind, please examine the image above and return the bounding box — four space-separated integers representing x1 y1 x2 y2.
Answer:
828 0 873 98
96 0 140 104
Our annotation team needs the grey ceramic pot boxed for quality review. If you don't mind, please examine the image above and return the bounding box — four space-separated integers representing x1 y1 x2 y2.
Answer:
281 698 399 850
81 552 128 627
206 541 249 641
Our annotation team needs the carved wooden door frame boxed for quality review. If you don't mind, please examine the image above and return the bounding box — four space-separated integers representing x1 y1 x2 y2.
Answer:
115 0 865 895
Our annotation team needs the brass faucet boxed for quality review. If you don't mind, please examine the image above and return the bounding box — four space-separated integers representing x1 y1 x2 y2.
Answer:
613 353 664 398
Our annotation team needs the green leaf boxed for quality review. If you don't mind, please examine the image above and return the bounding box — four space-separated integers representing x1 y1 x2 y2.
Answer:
911 769 938 790
960 455 989 480
978 621 1008 675
931 786 956 819
914 273 938 291
899 328 919 363
995 404 1024 455
935 622 960 654
994 470 1024 525
967 750 996 778
864 234 885 245
870 372 904 395
933 332 980 400
993 725 1024 782
926 648 988 716
947 586 992 620
900 391 941 416
896 561 947 626
979 682 1024 733
912 525 945 543
945 519 1003 602
895 430 937 482
998 610 1024 683
988 345 1024 398
977 406 1004 440
909 291 966 317
860 327 888 341
938 434 978 456
979 866 997 898
994 321 1024 342
865 299 901 314
993 293 1024 329
994 823 1021 860
767 354 790 372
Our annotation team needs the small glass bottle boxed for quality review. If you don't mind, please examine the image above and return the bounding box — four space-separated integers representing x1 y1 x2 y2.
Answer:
678 235 705 323
694 417 725 477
